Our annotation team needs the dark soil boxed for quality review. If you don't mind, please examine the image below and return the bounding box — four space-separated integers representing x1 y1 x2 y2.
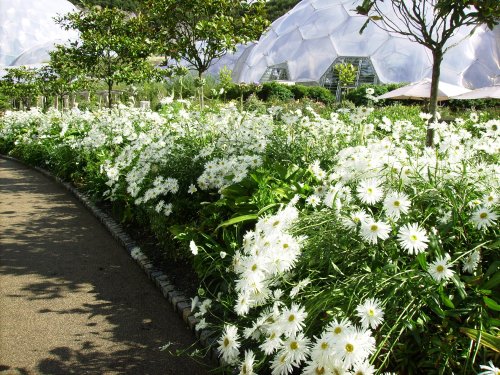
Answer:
97 200 200 299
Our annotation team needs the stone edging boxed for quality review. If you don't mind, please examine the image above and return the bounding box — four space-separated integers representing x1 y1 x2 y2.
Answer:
0 154 221 365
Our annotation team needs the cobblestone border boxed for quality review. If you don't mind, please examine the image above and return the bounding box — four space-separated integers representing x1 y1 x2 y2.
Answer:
0 154 221 365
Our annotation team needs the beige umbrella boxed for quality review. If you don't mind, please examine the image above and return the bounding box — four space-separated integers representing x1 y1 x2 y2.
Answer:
450 85 500 100
377 78 471 101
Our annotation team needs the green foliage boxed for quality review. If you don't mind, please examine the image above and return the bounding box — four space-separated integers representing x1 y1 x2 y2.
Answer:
334 62 358 87
264 0 300 21
345 83 406 106
0 66 40 109
144 0 269 78
258 82 294 102
69 0 139 11
56 6 156 108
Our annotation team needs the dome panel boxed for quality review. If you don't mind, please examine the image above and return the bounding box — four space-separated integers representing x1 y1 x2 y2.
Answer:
232 0 499 89
0 0 77 66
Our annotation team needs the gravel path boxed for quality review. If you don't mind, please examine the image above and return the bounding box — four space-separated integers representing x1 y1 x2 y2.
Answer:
0 157 210 375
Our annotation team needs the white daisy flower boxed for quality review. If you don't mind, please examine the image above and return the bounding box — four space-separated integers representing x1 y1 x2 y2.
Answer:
240 350 256 375
306 194 322 208
260 328 283 355
188 183 198 194
478 360 500 375
351 361 376 375
270 352 293 375
217 324 240 365
483 191 498 207
189 240 198 255
428 254 455 283
355 298 384 330
279 333 311 365
334 328 375 369
279 303 307 336
342 209 370 232
397 223 429 255
471 207 498 230
327 317 353 337
462 250 481 274
360 219 391 245
357 178 384 205
383 191 411 220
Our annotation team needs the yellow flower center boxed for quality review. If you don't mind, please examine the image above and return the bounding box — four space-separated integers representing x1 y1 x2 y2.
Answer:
242 365 248 374
334 327 342 334
370 224 378 232
436 265 444 273
321 342 329 350
283 243 289 249
488 196 494 202
251 264 258 272
273 220 280 227
224 338 230 347
393 200 400 207
315 367 325 375
368 309 375 316
367 188 373 194
270 332 276 339
410 234 418 241
290 341 299 350
288 314 295 322
345 343 354 353
480 212 488 219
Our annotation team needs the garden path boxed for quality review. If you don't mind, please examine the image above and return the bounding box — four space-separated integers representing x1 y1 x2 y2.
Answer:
0 157 210 375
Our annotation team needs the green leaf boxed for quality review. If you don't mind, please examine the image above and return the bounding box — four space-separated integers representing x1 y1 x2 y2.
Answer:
216 214 258 230
416 252 427 270
440 291 455 309
460 328 500 353
483 296 500 312
483 271 500 290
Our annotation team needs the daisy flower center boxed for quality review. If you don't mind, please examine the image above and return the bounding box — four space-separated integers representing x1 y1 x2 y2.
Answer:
315 367 325 375
410 234 418 241
368 309 375 316
290 341 299 350
370 224 378 232
488 196 494 202
283 243 289 249
273 220 280 227
251 264 258 271
288 314 295 322
223 338 230 347
393 200 400 207
436 265 444 273
321 342 329 350
334 327 342 334
345 343 354 353
367 188 373 194
479 212 488 219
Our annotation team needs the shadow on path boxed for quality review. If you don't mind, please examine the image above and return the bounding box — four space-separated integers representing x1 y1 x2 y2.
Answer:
0 158 211 375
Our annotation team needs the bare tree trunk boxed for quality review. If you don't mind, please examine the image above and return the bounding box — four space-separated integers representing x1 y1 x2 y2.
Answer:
108 81 113 109
426 48 443 148
198 71 204 109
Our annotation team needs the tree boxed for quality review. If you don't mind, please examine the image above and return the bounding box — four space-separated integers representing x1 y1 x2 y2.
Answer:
143 0 269 107
0 66 39 110
56 5 155 108
357 0 500 146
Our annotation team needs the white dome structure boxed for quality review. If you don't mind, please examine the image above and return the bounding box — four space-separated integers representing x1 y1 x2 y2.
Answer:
0 0 77 67
232 0 500 89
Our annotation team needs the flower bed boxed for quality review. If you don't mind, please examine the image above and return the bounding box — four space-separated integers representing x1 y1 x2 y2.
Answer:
0 100 498 374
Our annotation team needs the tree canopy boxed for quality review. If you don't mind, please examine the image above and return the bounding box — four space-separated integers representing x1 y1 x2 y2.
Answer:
55 6 155 107
357 0 500 146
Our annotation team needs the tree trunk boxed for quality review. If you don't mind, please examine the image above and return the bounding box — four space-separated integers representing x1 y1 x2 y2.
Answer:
108 81 113 109
426 48 443 147
198 71 204 109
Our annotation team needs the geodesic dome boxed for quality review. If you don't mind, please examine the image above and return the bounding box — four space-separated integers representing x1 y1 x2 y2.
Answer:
233 0 500 89
0 0 77 67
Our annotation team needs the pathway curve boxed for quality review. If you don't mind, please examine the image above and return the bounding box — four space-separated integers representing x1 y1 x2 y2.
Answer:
0 157 210 375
